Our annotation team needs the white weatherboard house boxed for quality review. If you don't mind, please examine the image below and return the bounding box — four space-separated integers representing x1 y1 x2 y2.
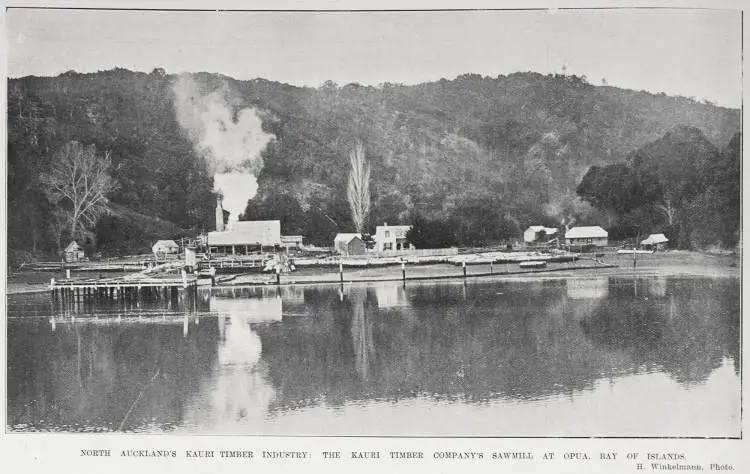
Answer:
374 224 412 251
523 226 558 245
565 226 608 247
152 239 179 255
208 220 281 255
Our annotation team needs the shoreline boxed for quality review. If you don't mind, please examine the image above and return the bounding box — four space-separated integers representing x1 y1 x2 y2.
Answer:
221 264 619 288
6 250 739 295
217 251 739 287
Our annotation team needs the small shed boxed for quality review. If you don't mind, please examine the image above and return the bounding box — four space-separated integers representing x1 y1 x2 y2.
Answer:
641 233 669 250
565 226 608 247
334 233 366 256
152 240 179 255
64 241 85 263
281 235 304 250
523 226 558 245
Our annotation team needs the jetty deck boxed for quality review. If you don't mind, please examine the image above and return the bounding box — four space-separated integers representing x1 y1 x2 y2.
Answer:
24 261 152 272
49 274 199 302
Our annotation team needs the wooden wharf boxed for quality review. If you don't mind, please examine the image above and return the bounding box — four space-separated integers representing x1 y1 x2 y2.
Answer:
49 275 199 304
25 260 156 272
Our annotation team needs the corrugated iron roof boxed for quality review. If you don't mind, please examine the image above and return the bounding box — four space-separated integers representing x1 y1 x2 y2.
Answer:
153 239 178 248
527 226 558 234
641 233 669 245
565 226 608 239
65 241 82 252
334 233 362 244
208 220 281 246
376 225 411 239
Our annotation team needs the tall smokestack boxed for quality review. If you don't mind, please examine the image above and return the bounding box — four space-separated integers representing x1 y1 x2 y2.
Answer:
216 197 225 232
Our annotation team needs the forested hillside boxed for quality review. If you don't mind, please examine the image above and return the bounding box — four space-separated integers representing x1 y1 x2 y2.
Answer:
577 126 741 249
7 68 740 261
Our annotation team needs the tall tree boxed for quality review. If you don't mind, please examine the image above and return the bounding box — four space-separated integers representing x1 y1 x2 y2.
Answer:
39 141 117 248
347 140 371 234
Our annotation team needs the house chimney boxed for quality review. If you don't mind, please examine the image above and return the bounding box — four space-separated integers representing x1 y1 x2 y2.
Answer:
215 197 224 232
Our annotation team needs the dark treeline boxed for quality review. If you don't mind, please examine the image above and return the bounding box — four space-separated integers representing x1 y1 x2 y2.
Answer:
8 69 216 262
7 69 740 263
577 127 741 248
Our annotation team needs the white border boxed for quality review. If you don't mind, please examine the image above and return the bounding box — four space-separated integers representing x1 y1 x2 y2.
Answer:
1 1 746 473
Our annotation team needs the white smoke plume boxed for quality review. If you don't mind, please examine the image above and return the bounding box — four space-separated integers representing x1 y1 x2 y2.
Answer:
172 75 274 225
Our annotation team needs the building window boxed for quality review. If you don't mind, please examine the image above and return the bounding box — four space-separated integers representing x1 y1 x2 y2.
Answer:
385 231 391 238
384 243 393 250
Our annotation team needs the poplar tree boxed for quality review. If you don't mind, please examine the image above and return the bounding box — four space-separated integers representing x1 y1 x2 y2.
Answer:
346 140 371 234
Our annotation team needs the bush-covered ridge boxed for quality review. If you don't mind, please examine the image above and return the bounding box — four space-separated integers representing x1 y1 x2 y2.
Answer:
7 68 740 255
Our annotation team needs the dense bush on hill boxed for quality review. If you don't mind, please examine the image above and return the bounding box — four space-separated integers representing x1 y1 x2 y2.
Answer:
577 127 740 249
7 69 740 256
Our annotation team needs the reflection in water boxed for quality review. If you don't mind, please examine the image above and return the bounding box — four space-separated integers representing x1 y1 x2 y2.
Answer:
373 281 409 308
211 291 283 323
7 317 220 432
181 289 282 431
348 288 376 381
579 277 740 385
648 276 668 297
6 276 740 436
181 305 276 432
566 277 609 299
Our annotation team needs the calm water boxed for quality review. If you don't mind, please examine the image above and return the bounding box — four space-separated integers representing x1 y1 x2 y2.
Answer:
7 276 740 436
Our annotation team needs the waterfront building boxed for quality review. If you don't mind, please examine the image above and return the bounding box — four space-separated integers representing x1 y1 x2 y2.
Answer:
281 235 304 250
641 233 669 250
565 226 608 247
63 241 85 262
152 239 179 255
207 220 281 255
334 233 366 256
374 223 412 251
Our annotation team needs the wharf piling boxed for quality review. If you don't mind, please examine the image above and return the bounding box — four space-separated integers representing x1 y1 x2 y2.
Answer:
49 275 199 306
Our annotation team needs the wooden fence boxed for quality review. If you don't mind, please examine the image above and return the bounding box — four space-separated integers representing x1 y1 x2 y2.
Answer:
370 248 459 258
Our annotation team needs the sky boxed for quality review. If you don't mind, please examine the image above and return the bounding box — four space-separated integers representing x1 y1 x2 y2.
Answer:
5 8 742 107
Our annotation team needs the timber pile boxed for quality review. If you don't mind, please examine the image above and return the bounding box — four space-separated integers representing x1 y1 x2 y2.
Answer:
448 251 579 265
